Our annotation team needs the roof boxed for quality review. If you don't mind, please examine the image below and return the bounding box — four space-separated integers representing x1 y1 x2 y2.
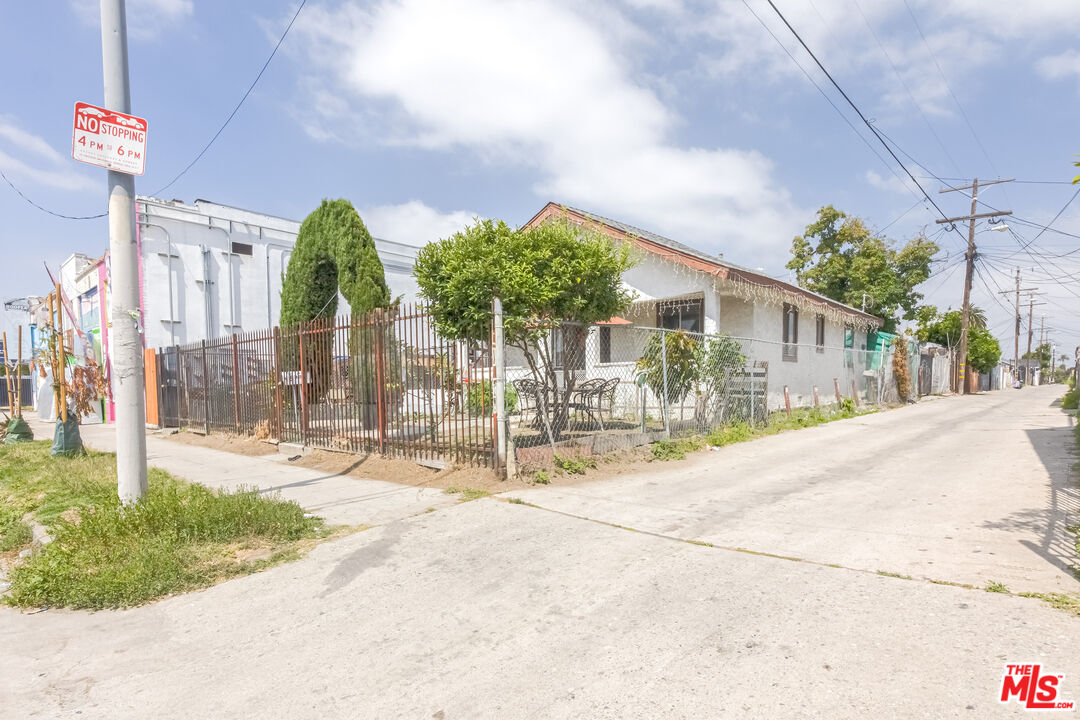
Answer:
524 202 882 326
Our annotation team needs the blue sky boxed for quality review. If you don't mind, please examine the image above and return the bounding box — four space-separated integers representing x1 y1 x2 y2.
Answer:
2 0 1079 358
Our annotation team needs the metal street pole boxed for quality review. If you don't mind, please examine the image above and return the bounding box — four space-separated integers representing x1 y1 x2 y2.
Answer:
101 0 147 502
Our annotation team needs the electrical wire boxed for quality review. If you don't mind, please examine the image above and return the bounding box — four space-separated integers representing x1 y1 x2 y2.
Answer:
849 0 961 176
2 0 307 218
0 168 106 220
900 0 1005 193
918 176 1075 186
879 196 928 233
755 0 966 250
149 0 307 197
738 0 917 201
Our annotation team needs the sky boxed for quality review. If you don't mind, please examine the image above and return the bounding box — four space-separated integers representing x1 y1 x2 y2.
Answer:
1 0 1079 361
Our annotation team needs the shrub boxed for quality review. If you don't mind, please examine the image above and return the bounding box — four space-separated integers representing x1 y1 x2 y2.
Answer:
465 380 518 416
636 331 698 412
1062 387 1079 410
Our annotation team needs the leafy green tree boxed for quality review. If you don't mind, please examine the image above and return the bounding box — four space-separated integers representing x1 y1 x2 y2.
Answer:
967 328 1002 374
1023 342 1052 370
787 206 939 332
916 306 1001 374
415 218 635 442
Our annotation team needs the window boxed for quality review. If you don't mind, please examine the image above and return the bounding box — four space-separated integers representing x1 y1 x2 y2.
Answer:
844 324 854 348
599 326 612 364
815 314 825 352
657 298 703 333
552 326 586 370
782 303 798 362
231 241 253 257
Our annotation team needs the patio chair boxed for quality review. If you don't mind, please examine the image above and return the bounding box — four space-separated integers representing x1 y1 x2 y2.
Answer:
571 378 608 429
512 378 539 426
596 377 620 427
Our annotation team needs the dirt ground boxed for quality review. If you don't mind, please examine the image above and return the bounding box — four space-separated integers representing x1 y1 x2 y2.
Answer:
162 427 662 493
161 430 279 457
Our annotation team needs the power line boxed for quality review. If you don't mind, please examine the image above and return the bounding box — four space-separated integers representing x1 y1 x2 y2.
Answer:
1 0 307 219
879 196 928 233
0 168 107 220
900 0 1005 189
849 0 961 176
149 0 307 197
756 0 962 246
738 0 919 202
918 176 1075 186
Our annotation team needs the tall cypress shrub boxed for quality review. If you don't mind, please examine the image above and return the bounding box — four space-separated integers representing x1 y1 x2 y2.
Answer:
279 199 391 403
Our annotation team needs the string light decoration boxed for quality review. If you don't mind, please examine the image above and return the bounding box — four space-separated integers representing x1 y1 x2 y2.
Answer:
536 205 881 332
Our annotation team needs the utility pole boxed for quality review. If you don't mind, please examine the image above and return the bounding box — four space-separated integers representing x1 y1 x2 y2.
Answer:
1023 297 1046 385
997 270 1036 387
937 178 1013 394
101 0 147 502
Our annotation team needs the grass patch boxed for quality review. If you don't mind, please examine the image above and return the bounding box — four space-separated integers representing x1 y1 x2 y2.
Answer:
1 441 325 610
0 512 33 552
876 570 914 580
985 581 1009 593
1019 592 1080 617
507 497 526 505
553 454 596 475
444 486 490 502
651 436 705 461
674 404 874 456
1062 387 1079 410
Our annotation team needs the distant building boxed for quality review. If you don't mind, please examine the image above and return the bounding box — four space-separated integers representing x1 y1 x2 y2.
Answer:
136 196 421 350
51 196 423 422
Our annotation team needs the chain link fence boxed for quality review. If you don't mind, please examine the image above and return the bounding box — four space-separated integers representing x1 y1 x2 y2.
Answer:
506 324 923 465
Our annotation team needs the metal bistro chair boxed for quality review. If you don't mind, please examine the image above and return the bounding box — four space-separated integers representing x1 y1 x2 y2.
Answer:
596 377 620 428
512 378 540 427
571 378 608 429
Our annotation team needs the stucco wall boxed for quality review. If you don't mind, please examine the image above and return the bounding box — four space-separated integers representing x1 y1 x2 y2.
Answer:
136 198 420 350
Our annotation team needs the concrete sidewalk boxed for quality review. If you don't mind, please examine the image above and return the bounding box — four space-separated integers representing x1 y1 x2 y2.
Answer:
26 418 457 526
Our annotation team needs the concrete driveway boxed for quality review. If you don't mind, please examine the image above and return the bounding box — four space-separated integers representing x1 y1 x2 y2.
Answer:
507 385 1080 595
3 387 1078 719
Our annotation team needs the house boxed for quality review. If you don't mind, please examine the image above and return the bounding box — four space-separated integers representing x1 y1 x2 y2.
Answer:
518 203 885 412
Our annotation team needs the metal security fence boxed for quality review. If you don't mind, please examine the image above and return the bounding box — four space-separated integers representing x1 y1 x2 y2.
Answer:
504 324 923 463
156 304 497 468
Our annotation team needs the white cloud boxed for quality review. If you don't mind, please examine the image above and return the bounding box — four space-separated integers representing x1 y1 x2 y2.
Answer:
864 169 918 197
0 118 98 193
692 0 1077 117
0 118 65 165
360 201 477 247
1038 50 1080 82
291 0 803 260
70 0 193 40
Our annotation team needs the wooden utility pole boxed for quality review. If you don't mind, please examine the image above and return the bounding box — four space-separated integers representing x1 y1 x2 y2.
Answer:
937 178 1013 394
997 271 1036 386
1024 298 1046 384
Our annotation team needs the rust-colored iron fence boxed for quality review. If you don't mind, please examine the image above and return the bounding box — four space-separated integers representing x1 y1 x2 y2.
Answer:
156 304 497 467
